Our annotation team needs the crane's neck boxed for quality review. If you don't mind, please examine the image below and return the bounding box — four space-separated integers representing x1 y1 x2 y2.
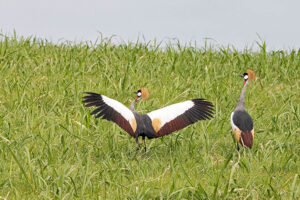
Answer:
129 99 137 112
235 80 248 111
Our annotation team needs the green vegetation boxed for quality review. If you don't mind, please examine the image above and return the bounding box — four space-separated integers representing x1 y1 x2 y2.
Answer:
0 34 299 199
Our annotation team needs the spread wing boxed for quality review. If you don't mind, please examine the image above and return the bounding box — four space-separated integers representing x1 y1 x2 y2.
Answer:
147 99 214 137
82 92 136 137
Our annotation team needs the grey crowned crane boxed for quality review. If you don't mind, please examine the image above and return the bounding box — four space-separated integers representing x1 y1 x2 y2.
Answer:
230 70 255 150
83 88 214 151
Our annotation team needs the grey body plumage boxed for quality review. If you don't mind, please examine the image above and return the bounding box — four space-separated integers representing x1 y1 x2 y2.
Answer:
132 113 157 139
232 110 253 133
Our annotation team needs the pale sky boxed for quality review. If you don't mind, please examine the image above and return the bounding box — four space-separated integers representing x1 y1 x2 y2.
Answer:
1 0 299 50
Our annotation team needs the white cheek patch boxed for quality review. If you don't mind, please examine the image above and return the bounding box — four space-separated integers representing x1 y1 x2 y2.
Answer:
244 75 248 79
137 92 142 96
102 95 135 123
147 100 194 130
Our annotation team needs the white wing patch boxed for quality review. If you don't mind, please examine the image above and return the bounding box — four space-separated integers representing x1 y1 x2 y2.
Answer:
102 95 136 127
147 100 194 131
230 112 237 130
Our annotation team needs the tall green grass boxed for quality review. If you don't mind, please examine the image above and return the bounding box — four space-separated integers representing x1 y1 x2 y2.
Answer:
0 34 299 199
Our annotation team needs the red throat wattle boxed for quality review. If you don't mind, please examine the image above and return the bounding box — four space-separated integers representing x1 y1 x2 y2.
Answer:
244 81 246 85
135 97 139 101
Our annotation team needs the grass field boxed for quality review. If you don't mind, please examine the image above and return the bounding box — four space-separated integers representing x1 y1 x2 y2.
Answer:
0 34 299 199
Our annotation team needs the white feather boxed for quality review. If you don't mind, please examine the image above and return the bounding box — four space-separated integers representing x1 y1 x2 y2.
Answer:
147 100 194 129
230 112 237 130
102 95 135 125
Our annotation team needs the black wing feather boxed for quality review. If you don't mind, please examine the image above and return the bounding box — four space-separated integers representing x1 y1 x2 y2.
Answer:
155 99 214 137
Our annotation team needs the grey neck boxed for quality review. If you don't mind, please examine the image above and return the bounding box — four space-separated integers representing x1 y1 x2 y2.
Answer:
235 80 248 111
129 99 137 112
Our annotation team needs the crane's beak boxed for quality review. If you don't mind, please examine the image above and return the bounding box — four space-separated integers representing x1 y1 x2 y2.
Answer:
133 91 138 94
239 74 244 78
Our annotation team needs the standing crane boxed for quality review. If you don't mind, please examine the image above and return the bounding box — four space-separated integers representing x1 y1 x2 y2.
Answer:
230 70 255 150
83 88 214 151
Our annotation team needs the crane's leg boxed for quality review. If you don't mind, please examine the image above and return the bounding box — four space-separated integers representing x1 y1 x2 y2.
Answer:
143 136 146 152
136 137 140 151
237 142 240 151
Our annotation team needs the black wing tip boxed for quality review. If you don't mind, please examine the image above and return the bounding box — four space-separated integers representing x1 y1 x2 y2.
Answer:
192 99 215 110
82 92 102 99
82 92 103 106
191 98 215 120
192 98 214 105
83 92 101 96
